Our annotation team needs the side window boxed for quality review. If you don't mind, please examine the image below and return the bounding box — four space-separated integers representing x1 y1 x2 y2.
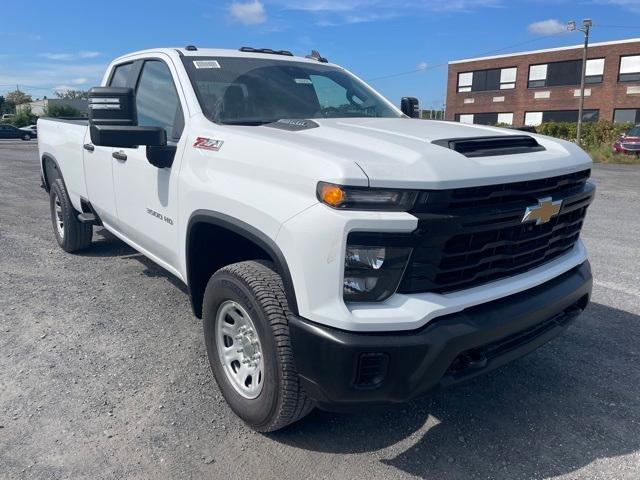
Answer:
135 60 183 140
109 63 133 87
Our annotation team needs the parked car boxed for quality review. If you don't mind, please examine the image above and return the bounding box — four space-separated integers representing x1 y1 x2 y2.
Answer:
613 125 640 154
0 124 32 140
1 113 15 121
38 46 595 432
20 124 38 138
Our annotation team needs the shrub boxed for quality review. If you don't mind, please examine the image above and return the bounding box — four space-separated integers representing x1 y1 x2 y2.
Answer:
536 120 632 149
10 106 37 128
42 104 82 118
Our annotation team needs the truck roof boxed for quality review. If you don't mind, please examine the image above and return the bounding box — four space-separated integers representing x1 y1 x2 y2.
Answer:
112 47 335 67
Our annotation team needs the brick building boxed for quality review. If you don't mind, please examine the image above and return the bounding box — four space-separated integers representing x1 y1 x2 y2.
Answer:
445 38 640 127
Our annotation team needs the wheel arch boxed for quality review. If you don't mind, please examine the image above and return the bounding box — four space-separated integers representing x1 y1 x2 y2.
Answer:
41 153 61 193
186 210 299 318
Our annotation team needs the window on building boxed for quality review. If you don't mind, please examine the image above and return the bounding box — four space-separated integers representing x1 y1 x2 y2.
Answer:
613 108 640 124
619 55 640 82
454 112 514 125
527 59 604 88
457 67 517 93
524 109 599 126
457 72 473 93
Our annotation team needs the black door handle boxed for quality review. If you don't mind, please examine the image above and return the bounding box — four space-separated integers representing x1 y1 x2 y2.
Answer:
112 151 127 161
83 143 95 152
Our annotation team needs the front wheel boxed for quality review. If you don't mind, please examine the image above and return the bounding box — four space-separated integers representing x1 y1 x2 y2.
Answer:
203 260 313 432
21 133 31 141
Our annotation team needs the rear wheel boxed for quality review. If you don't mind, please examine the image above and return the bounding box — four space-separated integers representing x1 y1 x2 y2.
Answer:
49 178 92 252
203 260 313 432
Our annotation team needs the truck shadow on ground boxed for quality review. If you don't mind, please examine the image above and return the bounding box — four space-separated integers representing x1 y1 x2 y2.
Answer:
77 228 188 294
272 302 640 479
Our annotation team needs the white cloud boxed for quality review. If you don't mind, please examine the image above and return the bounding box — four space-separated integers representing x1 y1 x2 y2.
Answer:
79 51 100 58
41 53 75 61
229 0 267 25
0 62 106 97
41 51 101 61
527 19 568 36
275 0 501 26
417 61 428 70
596 0 640 13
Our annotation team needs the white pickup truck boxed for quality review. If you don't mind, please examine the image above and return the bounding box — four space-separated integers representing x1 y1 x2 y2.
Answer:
38 46 595 432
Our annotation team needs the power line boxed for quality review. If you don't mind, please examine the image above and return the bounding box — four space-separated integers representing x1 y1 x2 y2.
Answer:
595 24 640 29
367 31 569 82
0 84 55 91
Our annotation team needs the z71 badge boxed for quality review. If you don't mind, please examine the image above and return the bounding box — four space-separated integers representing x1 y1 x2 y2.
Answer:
194 137 224 151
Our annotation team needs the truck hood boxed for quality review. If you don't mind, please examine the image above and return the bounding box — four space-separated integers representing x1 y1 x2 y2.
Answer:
253 118 592 189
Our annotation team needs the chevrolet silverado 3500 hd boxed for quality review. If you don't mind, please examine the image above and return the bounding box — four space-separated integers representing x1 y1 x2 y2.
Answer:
38 46 595 432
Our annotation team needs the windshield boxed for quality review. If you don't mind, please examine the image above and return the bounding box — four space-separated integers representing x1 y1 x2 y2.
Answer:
627 126 640 137
182 56 401 124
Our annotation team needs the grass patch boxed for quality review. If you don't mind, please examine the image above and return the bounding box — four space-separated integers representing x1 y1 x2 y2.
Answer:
586 144 640 165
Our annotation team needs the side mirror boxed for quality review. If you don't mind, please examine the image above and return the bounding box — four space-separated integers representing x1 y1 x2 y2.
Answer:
400 97 420 118
88 87 166 148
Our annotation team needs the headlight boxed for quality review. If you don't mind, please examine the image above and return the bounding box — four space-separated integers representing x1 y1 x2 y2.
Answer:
317 182 418 211
343 234 413 302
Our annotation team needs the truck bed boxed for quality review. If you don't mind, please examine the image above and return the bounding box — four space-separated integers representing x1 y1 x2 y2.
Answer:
37 117 90 211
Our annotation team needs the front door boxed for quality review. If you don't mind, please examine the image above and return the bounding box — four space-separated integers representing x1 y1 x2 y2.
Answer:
83 62 136 228
112 58 185 271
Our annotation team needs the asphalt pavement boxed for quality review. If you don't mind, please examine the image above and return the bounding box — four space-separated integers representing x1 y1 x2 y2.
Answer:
1 139 639 479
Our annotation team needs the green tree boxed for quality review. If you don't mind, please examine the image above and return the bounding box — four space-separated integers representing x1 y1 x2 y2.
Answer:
10 105 37 128
54 89 89 100
43 103 82 118
5 90 33 108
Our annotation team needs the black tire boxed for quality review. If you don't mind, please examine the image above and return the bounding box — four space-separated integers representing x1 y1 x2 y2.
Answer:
203 260 313 432
21 133 31 141
49 178 92 252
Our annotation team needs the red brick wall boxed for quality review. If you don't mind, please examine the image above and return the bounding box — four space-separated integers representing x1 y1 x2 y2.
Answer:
445 40 640 125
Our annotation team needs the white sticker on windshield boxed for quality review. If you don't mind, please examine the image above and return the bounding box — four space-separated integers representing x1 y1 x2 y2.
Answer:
194 60 221 69
294 78 312 84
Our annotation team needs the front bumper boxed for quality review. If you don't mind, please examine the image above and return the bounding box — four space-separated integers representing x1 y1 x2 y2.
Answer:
289 261 592 408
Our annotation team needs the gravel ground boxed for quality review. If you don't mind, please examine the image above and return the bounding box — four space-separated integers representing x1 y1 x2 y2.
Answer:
1 140 639 480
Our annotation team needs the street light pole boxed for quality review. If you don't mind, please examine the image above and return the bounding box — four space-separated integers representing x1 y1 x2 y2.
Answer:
568 19 592 145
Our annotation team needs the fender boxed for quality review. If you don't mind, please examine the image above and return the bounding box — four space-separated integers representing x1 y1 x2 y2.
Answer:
41 153 61 192
186 210 299 316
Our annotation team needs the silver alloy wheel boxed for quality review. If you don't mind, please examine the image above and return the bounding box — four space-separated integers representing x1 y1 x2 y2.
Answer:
215 300 264 399
53 192 64 239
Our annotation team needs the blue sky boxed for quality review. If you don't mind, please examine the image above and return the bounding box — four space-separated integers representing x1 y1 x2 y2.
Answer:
2 0 640 108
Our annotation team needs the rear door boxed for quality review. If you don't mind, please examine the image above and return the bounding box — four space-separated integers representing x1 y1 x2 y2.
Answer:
83 61 135 226
112 57 186 270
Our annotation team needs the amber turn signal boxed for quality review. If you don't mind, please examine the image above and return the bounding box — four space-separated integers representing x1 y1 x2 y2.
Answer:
319 183 345 207
316 182 418 211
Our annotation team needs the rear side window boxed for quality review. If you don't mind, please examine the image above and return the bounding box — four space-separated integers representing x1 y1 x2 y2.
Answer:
109 63 133 87
135 60 182 140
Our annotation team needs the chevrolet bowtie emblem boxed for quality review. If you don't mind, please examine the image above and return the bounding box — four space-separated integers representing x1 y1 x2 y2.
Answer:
522 197 563 225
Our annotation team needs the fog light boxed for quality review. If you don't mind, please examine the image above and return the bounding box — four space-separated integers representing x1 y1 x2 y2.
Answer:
343 241 412 302
344 276 379 295
346 246 386 270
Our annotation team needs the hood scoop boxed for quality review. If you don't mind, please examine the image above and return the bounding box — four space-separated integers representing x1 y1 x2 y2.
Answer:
263 119 319 131
432 135 546 158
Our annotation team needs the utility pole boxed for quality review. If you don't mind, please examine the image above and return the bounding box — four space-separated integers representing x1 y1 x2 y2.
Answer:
568 19 592 145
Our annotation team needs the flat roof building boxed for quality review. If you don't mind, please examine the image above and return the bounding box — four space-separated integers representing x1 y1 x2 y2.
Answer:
445 38 640 127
